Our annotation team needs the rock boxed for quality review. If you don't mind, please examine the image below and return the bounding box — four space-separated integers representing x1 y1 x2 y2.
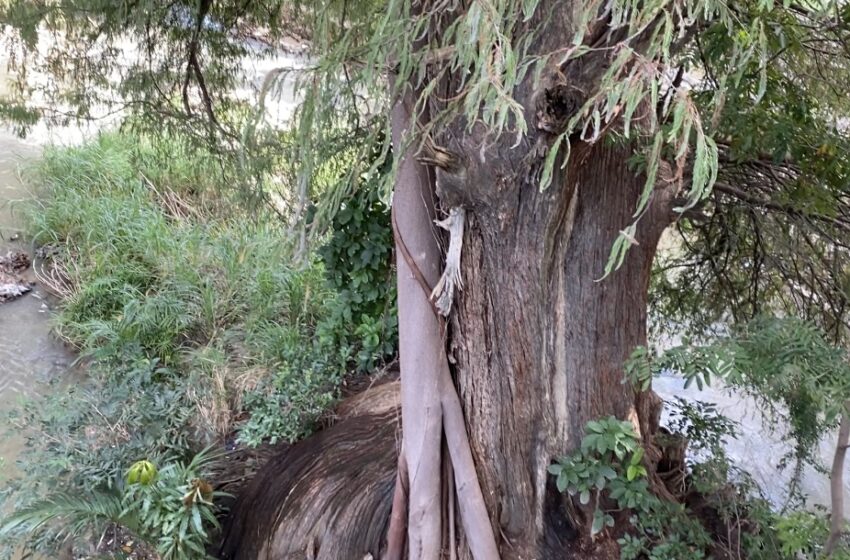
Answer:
0 250 33 302
0 250 31 273
0 281 30 301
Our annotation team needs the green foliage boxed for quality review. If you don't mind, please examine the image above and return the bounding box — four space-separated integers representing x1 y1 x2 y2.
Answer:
548 418 645 538
1 129 389 557
774 509 850 559
550 408 795 559
776 510 829 558
629 317 850 556
24 132 345 447
1 489 126 552
666 398 737 461
549 417 713 556
648 5 850 345
1 449 224 559
238 363 339 447
123 449 226 559
318 171 397 372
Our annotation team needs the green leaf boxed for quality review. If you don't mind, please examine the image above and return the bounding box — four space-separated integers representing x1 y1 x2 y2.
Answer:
591 510 604 536
599 465 617 480
540 133 568 191
557 471 568 493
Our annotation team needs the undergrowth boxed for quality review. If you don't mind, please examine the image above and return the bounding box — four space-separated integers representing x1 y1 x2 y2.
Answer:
549 410 840 559
0 130 397 558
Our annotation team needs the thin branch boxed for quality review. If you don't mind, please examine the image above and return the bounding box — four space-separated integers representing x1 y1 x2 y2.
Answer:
713 182 850 233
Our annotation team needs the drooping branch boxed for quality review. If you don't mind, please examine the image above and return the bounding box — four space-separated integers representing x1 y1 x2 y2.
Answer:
182 0 212 118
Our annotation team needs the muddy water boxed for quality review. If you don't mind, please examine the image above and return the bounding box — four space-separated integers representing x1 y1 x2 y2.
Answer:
655 374 850 515
0 130 75 482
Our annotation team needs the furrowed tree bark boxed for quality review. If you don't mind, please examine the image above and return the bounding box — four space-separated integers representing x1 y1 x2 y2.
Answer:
390 2 677 558
826 401 850 556
441 139 674 559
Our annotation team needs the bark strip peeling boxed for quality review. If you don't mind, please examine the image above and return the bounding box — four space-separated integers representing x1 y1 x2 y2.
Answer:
432 207 466 316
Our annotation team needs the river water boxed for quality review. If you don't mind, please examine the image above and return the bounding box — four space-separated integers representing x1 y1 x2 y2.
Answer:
0 129 75 483
655 374 850 515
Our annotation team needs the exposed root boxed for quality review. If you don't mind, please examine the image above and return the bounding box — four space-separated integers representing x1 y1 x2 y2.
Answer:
448 463 457 560
383 442 409 560
219 382 401 560
440 364 500 560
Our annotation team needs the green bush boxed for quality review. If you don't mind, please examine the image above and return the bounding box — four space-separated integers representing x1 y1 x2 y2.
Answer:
24 132 345 443
1 449 224 559
318 179 397 372
2 130 385 557
548 414 793 559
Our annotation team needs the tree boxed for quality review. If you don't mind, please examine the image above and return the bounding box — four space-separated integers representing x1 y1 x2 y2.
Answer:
4 0 850 558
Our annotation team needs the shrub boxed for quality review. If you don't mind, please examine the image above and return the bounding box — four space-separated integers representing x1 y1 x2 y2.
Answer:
318 180 397 372
2 130 381 557
1 449 225 559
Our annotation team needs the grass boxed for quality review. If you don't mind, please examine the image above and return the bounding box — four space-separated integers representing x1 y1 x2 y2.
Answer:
25 132 345 443
0 129 387 557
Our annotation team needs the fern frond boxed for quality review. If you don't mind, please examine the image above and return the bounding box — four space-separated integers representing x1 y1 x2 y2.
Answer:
0 489 129 541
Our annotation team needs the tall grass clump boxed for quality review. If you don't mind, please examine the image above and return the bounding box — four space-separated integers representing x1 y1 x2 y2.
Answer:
25 133 345 441
1 130 395 558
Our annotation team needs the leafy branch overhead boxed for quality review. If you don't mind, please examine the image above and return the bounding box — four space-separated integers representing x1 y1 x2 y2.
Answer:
3 1 850 280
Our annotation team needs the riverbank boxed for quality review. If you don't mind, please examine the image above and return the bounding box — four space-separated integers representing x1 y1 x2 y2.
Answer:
0 126 398 559
0 130 74 480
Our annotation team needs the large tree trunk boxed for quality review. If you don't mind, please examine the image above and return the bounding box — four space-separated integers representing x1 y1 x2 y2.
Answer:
388 3 677 558
443 140 673 558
